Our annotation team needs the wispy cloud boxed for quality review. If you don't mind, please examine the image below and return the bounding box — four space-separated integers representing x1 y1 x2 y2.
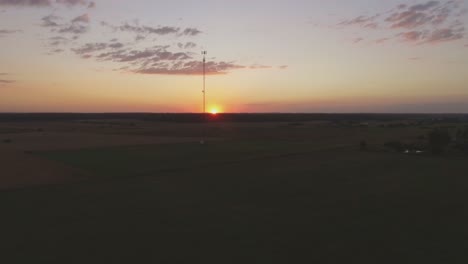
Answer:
61 20 253 75
353 37 364 43
249 64 272 69
56 0 90 7
69 40 274 75
41 14 61 27
177 42 197 49
136 61 245 76
0 0 95 8
71 13 89 24
0 0 50 6
338 1 466 45
35 11 276 76
72 42 123 57
0 73 15 84
0 29 21 37
101 21 203 37
41 13 90 35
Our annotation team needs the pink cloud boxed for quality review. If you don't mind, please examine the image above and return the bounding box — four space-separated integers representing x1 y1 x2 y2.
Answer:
0 0 50 6
353 37 364 43
0 0 94 7
249 64 272 69
337 1 466 46
71 13 89 23
424 28 464 44
69 41 269 76
399 31 424 42
375 38 389 44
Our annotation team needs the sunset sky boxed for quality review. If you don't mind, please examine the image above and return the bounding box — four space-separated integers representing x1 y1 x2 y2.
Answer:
1 0 467 113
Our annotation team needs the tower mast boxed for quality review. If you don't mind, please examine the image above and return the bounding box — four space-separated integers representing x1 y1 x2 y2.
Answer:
202 51 207 114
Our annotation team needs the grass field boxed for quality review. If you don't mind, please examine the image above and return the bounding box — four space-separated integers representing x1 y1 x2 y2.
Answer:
1 117 468 263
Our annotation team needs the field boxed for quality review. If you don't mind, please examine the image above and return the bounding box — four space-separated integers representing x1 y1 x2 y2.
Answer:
1 114 468 263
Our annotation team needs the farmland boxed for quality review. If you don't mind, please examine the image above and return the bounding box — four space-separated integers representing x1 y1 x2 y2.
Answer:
1 114 468 263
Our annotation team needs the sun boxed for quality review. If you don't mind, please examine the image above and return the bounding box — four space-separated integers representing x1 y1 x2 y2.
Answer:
210 108 219 115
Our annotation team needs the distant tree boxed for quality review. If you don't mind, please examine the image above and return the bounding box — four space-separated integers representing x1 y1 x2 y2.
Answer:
428 129 451 155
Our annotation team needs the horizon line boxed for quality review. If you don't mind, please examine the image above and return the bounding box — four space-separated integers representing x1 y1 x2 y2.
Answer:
1 112 468 115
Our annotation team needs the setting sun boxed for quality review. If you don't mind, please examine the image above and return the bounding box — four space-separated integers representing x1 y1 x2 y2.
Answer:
210 108 219 115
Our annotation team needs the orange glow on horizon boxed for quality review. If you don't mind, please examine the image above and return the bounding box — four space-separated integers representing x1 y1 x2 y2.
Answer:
209 106 222 115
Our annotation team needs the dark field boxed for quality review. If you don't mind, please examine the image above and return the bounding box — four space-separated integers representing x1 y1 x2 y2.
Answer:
1 114 468 263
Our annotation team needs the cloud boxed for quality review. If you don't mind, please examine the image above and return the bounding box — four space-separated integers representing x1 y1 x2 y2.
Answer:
108 42 124 49
375 37 389 44
0 0 95 7
338 1 466 45
353 37 364 43
58 23 87 34
178 42 197 49
136 61 245 75
135 35 145 41
56 0 87 6
69 41 257 75
41 14 61 27
180 28 202 36
102 21 202 37
249 64 272 69
408 1 439 12
0 73 14 84
0 29 21 36
37 14 273 76
41 14 89 35
72 42 108 56
0 0 50 6
386 9 434 29
399 31 424 42
48 36 69 45
338 14 380 28
424 27 465 43
71 13 89 23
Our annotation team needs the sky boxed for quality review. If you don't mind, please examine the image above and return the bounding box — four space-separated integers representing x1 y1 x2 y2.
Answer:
0 0 467 113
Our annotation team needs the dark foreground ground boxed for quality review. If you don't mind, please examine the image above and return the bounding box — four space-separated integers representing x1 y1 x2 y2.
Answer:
1 114 468 263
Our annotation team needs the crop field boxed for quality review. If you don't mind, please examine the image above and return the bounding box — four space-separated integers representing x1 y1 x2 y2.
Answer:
1 114 468 263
